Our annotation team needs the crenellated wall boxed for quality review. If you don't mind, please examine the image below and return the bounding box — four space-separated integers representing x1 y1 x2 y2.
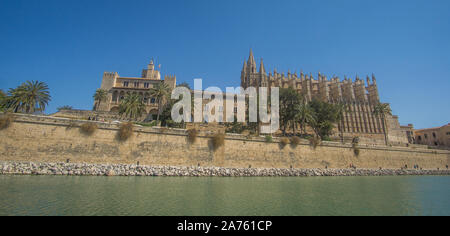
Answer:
0 114 448 169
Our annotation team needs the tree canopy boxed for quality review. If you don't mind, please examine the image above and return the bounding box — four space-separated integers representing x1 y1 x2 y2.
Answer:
2 81 51 114
119 94 146 120
307 99 343 139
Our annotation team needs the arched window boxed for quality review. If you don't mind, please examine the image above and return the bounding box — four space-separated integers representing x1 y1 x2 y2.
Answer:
112 91 119 103
119 91 125 101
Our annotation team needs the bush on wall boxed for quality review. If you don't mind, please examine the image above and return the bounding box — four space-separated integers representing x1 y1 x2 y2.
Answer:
0 113 14 130
309 136 321 150
279 137 290 149
352 136 360 157
80 123 98 136
118 122 134 141
187 129 198 144
209 133 225 152
290 136 301 148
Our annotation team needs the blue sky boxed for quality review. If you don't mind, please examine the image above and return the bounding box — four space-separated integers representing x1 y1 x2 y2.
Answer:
0 0 449 129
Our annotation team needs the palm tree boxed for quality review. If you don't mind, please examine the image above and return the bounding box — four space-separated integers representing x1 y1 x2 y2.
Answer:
149 83 170 125
93 89 108 111
118 94 146 120
0 89 5 111
5 81 51 114
296 99 315 136
3 88 19 112
373 103 392 145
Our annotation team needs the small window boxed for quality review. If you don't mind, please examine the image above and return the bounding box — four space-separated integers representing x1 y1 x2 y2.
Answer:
418 136 422 141
432 132 436 138
151 98 156 104
134 82 139 88
144 83 149 88
123 81 129 87
424 134 428 139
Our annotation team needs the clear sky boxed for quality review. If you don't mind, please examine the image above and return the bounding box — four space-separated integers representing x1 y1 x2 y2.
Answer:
0 0 449 129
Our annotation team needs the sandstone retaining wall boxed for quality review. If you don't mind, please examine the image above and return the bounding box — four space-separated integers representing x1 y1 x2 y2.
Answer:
1 114 449 170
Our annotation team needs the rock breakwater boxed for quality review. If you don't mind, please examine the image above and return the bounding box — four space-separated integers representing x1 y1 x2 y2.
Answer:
1 161 449 177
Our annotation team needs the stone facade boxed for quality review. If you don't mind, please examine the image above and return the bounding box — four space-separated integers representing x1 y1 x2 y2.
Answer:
415 123 450 149
240 50 409 144
400 124 415 144
95 59 176 121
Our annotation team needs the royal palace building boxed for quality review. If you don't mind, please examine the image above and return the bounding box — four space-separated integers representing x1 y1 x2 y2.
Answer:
95 59 176 120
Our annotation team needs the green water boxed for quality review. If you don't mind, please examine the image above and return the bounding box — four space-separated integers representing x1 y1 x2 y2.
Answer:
0 175 449 216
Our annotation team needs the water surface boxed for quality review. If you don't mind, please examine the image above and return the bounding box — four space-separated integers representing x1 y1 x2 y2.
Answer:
0 175 449 216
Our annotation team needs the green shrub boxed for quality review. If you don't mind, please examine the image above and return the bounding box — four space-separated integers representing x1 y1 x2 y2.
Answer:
279 137 290 149
80 122 98 135
118 122 134 141
209 133 225 152
290 136 301 148
225 122 245 134
352 137 360 157
135 121 157 127
309 136 321 150
187 129 198 144
353 147 360 157
265 135 273 143
0 113 14 130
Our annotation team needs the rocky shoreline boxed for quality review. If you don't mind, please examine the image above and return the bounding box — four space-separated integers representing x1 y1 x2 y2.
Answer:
1 161 449 177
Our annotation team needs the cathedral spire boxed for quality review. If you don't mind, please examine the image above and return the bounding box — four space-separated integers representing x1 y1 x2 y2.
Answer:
247 49 257 73
248 48 254 61
248 49 256 67
242 59 247 72
259 58 265 74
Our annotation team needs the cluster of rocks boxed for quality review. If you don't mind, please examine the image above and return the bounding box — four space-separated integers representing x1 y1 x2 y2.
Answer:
1 161 449 177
